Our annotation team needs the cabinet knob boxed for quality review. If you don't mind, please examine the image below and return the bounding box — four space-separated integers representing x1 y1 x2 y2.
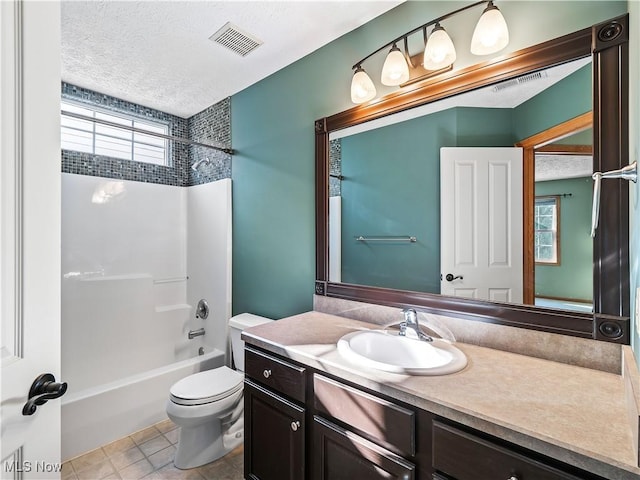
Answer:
507 476 519 480
291 421 301 432
263 369 272 379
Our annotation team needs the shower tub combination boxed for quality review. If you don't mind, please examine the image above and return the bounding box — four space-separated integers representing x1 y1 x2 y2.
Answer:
61 174 232 461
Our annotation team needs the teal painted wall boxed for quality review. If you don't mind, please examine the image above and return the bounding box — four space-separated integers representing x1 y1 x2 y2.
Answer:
339 107 512 292
557 129 592 145
455 107 516 146
512 64 592 141
231 1 626 320
534 177 593 301
340 109 455 292
339 110 452 293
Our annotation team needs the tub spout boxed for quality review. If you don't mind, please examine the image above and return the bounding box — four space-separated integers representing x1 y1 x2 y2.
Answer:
188 328 205 339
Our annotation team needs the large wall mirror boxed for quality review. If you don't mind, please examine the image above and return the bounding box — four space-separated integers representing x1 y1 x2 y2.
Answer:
315 15 630 343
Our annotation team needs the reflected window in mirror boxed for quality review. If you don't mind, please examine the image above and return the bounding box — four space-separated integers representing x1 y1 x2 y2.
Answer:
534 196 560 265
532 130 594 311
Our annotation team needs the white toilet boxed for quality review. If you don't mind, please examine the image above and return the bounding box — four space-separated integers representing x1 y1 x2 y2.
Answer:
166 313 272 469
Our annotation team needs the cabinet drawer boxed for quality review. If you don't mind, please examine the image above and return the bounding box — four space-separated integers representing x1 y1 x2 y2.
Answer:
313 374 415 456
433 421 586 480
245 347 306 403
313 416 415 480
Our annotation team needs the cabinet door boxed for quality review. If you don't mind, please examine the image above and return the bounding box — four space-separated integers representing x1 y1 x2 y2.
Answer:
313 416 415 480
244 379 305 480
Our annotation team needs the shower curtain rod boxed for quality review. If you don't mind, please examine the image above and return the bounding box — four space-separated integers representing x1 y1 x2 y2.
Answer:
61 110 235 155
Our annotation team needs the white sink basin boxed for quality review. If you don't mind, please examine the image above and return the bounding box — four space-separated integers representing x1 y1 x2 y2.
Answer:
337 330 467 376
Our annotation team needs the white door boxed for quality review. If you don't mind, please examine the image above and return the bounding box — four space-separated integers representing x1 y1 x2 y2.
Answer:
1 2 62 477
440 147 523 303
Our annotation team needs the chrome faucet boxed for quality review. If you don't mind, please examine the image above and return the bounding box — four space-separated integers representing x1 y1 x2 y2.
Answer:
188 328 205 339
399 309 433 342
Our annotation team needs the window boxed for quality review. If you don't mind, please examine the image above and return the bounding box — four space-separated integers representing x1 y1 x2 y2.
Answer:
61 101 170 166
534 196 560 265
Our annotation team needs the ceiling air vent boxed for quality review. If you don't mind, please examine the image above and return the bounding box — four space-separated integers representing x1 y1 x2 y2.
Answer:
209 22 263 57
492 71 548 92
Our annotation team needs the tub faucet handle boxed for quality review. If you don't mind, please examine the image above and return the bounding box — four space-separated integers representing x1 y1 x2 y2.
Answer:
195 299 209 319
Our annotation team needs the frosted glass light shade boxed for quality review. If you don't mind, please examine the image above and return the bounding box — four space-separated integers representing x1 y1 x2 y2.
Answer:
380 44 410 86
423 24 456 71
350 67 377 104
470 3 509 55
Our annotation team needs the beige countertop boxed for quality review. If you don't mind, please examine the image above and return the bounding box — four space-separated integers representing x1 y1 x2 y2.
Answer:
243 311 640 480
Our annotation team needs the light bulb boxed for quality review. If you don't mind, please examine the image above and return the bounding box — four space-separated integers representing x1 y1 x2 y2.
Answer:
471 2 509 55
380 44 410 86
350 66 376 104
423 23 456 71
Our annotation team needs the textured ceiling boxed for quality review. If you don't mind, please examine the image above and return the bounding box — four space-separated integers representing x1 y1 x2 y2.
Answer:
535 155 592 181
61 1 402 118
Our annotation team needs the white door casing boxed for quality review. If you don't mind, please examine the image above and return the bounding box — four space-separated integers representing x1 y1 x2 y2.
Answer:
1 1 62 478
440 147 523 303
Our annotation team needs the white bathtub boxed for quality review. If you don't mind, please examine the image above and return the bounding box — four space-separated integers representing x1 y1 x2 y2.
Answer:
61 175 233 461
61 349 225 461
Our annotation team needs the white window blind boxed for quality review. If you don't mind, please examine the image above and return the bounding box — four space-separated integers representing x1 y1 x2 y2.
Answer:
61 101 170 166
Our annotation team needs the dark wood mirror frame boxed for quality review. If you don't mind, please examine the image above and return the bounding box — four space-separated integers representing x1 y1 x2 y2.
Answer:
315 15 629 344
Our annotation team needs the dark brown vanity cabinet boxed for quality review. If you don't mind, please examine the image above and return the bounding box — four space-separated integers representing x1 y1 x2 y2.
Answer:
243 346 433 479
244 347 608 480
243 347 306 480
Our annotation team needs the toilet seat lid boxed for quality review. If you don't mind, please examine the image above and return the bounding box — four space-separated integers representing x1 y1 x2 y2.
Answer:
170 366 243 406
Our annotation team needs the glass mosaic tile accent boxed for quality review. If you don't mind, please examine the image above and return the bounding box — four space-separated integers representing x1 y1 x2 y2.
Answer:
329 139 342 197
188 98 232 185
61 83 231 187
62 151 182 186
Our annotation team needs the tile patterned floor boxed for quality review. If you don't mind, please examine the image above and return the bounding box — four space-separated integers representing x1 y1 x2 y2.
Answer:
62 419 243 480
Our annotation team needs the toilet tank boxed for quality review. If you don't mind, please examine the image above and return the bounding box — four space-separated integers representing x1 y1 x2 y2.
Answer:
229 313 273 372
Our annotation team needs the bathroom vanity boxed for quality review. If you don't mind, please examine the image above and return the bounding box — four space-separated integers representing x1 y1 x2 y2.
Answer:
261 13 639 480
242 311 640 480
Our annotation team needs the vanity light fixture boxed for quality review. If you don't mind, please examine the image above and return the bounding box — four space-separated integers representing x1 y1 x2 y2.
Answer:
350 0 509 104
423 23 457 71
381 43 410 86
351 65 377 103
470 1 510 55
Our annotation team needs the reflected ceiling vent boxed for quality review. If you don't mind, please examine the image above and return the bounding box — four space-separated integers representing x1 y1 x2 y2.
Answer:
209 22 263 57
493 71 548 92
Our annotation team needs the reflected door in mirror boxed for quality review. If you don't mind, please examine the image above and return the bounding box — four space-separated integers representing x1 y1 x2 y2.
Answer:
440 147 523 303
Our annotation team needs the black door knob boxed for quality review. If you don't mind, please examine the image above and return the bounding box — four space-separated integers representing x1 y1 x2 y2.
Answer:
22 373 68 416
445 273 463 282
